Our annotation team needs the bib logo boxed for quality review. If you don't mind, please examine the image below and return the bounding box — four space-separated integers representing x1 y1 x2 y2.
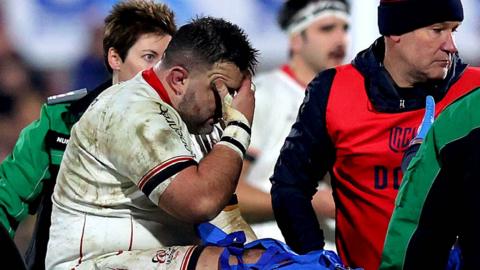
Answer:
389 127 415 153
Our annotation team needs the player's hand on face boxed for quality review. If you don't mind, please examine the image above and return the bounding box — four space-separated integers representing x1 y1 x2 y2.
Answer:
232 76 255 125
213 77 255 125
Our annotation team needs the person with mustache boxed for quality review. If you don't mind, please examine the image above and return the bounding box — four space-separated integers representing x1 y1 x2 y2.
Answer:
235 0 349 250
269 0 480 269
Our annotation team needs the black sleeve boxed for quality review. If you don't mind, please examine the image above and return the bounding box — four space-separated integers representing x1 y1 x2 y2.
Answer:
0 223 26 269
270 69 337 254
401 143 421 173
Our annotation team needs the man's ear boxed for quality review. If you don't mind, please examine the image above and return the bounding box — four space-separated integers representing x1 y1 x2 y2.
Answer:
166 66 188 95
290 33 303 55
107 48 122 71
387 34 401 43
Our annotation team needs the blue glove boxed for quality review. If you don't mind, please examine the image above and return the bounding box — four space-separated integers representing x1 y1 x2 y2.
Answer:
446 242 463 270
402 96 436 172
414 95 435 142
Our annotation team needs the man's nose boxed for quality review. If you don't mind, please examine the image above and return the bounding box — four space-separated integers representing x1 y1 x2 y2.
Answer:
442 32 458 54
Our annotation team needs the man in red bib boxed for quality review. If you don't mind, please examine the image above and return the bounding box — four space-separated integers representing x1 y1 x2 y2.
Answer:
270 0 480 269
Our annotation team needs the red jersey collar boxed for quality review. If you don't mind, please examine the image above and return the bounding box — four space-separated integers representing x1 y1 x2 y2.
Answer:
280 64 307 89
142 68 172 105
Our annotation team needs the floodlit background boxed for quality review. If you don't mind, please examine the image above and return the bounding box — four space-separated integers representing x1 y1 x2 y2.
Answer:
2 0 479 78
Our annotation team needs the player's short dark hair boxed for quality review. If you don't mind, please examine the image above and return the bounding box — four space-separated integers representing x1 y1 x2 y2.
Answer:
162 16 258 76
103 0 176 73
278 0 350 31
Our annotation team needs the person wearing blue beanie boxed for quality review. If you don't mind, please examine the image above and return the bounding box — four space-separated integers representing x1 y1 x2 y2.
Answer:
378 0 463 36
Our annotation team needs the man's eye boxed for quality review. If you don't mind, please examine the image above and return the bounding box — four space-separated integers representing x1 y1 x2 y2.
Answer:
319 25 335 32
432 27 445 33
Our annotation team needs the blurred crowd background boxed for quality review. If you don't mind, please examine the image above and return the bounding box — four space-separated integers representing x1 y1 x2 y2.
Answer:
0 0 479 253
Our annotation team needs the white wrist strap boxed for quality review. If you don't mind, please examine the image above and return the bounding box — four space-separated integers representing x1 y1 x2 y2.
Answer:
218 120 251 159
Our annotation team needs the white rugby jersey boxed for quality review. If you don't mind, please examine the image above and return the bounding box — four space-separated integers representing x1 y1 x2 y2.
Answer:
46 69 207 268
248 65 306 193
246 65 305 242
247 65 336 250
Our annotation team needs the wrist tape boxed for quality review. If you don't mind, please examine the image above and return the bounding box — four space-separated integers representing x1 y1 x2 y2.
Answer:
218 120 251 159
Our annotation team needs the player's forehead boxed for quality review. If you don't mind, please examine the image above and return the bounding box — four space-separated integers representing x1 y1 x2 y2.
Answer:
207 61 245 89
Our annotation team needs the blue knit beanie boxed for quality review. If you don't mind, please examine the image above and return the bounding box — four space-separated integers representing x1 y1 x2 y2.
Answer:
378 0 463 35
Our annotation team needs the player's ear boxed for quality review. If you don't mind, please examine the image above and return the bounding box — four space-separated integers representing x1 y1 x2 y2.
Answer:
290 33 303 55
107 48 123 71
166 66 188 96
